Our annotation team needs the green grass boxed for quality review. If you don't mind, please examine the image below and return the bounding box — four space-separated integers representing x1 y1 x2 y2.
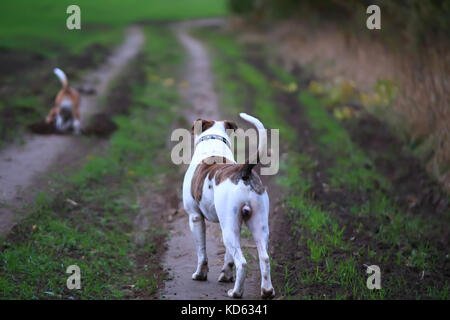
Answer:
0 0 227 145
298 92 390 192
201 29 371 298
0 0 228 55
199 31 296 144
0 25 183 299
200 28 449 299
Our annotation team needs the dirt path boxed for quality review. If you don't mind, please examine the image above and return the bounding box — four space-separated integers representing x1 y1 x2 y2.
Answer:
160 20 260 300
0 26 145 235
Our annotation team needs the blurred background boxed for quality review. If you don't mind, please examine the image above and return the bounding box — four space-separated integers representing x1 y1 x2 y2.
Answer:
227 0 450 192
1 0 448 189
0 0 448 300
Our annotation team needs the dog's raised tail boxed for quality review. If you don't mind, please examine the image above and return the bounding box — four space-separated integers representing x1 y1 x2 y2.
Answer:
239 113 267 166
54 68 69 90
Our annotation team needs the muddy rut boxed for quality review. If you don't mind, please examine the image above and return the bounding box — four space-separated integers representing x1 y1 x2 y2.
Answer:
160 20 261 300
0 26 145 235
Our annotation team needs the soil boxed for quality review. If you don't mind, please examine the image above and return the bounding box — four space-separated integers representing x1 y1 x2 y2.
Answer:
347 114 449 216
0 26 145 235
244 49 449 299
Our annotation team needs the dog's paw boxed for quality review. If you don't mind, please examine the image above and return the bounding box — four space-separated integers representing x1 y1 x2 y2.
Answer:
218 272 234 283
192 271 207 281
227 289 243 299
261 287 275 299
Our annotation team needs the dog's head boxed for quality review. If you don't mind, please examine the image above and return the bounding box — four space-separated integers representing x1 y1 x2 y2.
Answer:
190 119 238 140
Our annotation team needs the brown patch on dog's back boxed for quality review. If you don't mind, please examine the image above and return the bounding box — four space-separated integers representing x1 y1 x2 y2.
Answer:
191 156 265 203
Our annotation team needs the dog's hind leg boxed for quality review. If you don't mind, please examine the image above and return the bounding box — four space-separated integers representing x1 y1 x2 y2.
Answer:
188 212 209 281
218 248 234 283
221 224 247 298
245 213 275 299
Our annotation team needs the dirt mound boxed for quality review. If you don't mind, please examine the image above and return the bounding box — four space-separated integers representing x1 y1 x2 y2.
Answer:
27 121 61 135
82 113 118 137
28 113 117 137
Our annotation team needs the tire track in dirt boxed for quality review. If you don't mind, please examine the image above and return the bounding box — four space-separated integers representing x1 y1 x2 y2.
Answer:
0 26 145 235
160 19 260 300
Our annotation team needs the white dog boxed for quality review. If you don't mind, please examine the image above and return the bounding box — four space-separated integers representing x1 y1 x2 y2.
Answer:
182 113 275 299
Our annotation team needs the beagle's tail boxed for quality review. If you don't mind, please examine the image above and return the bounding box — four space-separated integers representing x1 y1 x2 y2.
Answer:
54 68 69 90
239 113 267 174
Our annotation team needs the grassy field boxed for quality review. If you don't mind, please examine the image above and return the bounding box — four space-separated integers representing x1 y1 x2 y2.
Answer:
198 29 449 299
0 0 227 55
1 1 448 300
0 25 184 299
0 0 227 145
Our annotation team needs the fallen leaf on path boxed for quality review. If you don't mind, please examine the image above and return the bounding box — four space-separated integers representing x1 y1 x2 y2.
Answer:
286 82 298 92
150 75 160 82
163 78 174 87
65 199 78 206
308 81 324 94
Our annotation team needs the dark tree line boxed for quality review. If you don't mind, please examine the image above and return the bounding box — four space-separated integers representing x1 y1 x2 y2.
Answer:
228 0 450 45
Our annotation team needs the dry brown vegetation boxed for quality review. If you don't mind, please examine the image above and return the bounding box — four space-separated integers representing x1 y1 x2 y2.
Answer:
233 18 450 193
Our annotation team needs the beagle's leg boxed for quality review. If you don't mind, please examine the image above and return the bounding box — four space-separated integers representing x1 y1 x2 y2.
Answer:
188 212 208 281
73 119 81 135
61 120 72 131
55 114 64 131
218 248 234 283
245 213 275 299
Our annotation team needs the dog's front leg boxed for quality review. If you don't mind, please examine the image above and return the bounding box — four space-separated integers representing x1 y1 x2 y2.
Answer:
189 213 208 280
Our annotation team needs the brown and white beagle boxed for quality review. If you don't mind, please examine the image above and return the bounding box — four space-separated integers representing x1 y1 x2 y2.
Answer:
45 68 81 134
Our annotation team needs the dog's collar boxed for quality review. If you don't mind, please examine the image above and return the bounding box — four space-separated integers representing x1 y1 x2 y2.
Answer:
195 134 231 149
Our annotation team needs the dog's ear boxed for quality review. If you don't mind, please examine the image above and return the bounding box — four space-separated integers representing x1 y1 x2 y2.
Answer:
191 119 214 135
191 119 201 134
224 120 238 131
